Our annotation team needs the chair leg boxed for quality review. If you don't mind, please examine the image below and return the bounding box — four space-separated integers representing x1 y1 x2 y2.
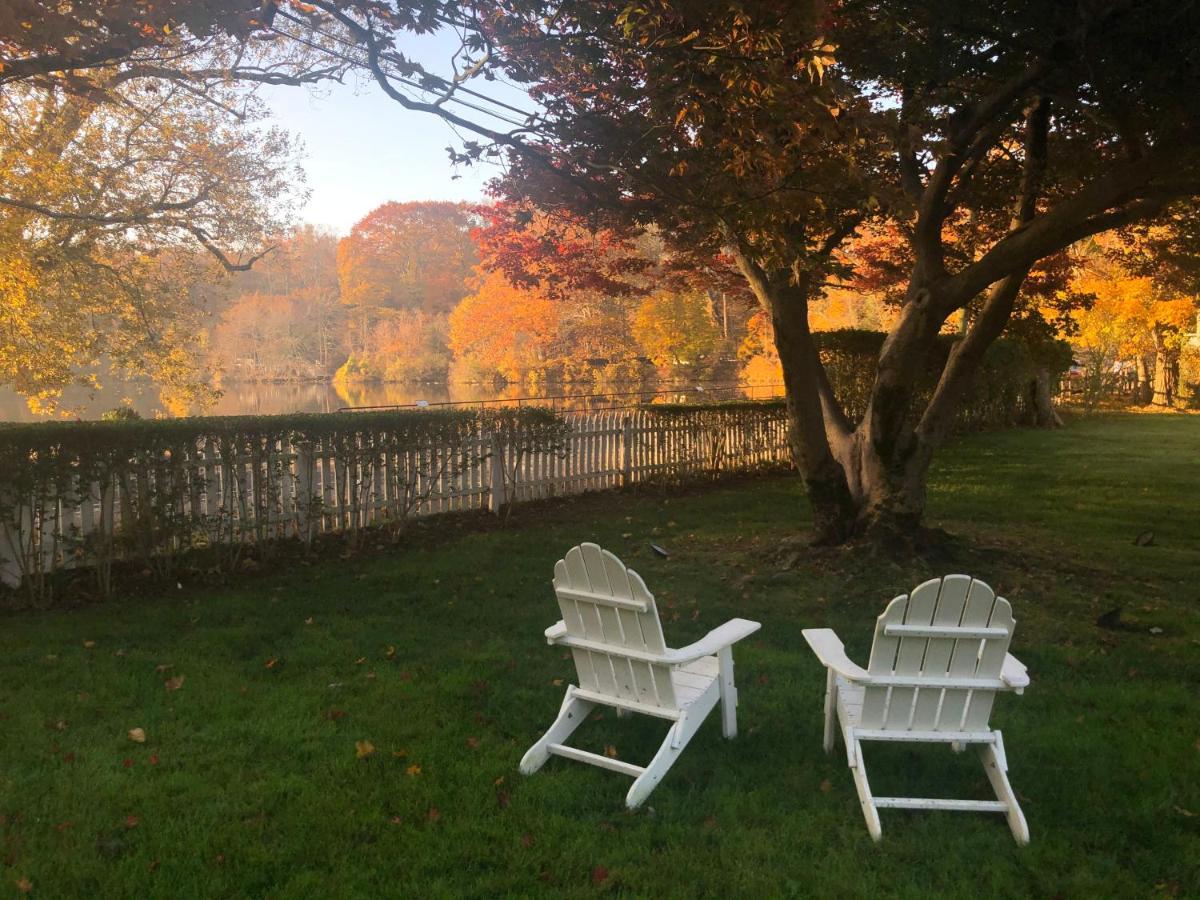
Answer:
979 735 1029 846
822 668 838 754
718 646 738 739
848 738 882 842
519 688 594 775
625 709 706 809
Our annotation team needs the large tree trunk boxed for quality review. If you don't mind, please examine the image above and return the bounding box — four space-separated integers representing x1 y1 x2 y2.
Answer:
1135 354 1153 405
1024 366 1063 427
740 262 860 544
1152 345 1178 407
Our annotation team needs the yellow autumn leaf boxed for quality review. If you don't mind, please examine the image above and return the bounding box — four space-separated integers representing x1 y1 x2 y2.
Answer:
405 764 422 777
355 740 376 759
128 727 146 743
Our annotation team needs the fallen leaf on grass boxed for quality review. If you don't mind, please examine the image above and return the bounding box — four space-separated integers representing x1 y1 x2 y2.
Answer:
155 664 172 674
391 749 407 758
324 709 347 721
355 740 376 759
819 779 833 793
122 758 134 768
603 745 618 758
355 657 366 665
304 617 314 625
149 754 159 766
405 764 422 777
521 833 534 847
389 816 403 825
264 657 278 670
15 877 32 894
385 646 396 659
128 727 146 743
83 640 96 649
53 821 73 832
124 815 139 829
551 678 563 687
496 790 510 809
465 736 480 749
427 807 440 823
164 675 185 692
592 866 609 886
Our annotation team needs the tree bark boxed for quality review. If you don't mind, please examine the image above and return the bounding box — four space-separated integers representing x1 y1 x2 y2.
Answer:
730 249 860 543
1025 367 1063 427
1135 354 1153 405
1152 338 1178 407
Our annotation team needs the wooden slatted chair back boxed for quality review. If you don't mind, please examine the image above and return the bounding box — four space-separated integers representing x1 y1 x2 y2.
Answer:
859 575 1015 732
553 543 677 709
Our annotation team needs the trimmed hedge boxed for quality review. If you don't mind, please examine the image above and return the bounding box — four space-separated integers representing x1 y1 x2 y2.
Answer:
812 329 1067 430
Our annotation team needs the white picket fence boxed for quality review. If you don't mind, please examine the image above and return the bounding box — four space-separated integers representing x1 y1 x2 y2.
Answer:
0 406 791 589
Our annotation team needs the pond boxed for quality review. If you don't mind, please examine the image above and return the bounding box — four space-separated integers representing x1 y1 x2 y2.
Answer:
0 378 783 422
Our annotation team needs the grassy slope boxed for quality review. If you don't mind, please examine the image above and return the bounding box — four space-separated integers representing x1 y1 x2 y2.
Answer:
1 413 1197 898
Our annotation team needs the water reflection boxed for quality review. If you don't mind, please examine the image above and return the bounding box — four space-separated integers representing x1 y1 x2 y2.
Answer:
0 379 783 422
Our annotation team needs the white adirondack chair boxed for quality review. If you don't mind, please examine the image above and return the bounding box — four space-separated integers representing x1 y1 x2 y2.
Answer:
520 543 761 808
802 575 1031 844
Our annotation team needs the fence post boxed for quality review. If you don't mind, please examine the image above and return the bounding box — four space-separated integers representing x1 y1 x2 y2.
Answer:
295 440 313 544
622 416 633 486
489 433 507 515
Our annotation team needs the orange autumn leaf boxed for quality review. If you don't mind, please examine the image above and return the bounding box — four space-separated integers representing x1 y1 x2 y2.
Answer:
405 764 422 777
355 740 376 759
164 675 185 692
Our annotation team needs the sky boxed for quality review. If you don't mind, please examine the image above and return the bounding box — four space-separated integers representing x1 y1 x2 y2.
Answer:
259 31 534 235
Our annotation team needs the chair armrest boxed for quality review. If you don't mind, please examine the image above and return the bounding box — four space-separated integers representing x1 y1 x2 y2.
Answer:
802 628 870 682
1001 652 1030 692
544 621 568 645
665 618 761 665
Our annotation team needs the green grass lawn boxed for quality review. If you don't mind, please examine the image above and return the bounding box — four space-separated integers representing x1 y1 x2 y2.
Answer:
2 413 1198 898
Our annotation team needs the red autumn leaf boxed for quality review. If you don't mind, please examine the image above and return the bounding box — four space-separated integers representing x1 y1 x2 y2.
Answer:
122 758 134 768
427 807 441 823
124 815 139 828
591 866 609 886
149 754 159 766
